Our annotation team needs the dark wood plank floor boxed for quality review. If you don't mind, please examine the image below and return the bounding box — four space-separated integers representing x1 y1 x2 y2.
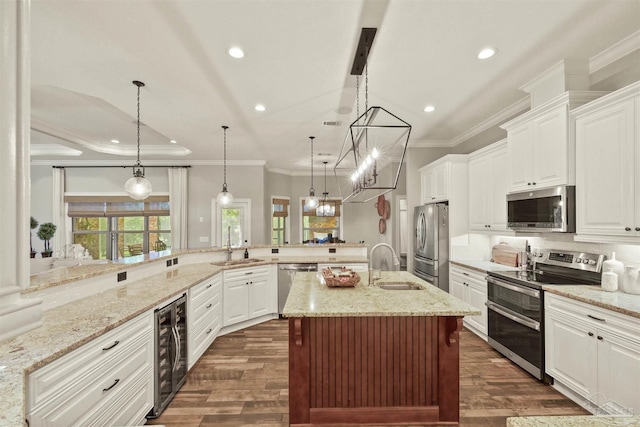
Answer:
146 319 587 426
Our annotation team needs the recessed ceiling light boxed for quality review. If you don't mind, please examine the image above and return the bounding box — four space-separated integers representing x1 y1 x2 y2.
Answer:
228 46 245 59
424 105 436 113
254 104 266 112
111 139 119 144
477 47 497 59
170 139 177 144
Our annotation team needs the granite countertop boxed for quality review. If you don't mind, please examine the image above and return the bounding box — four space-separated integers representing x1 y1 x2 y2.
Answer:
543 285 640 320
507 415 640 426
1 262 222 427
282 270 479 317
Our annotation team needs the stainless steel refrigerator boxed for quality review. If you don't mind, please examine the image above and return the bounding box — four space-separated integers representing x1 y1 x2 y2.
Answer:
147 294 187 419
414 203 449 292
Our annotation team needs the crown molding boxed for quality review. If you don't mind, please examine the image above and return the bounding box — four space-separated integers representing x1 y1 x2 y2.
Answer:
407 140 452 148
590 29 640 74
30 159 267 167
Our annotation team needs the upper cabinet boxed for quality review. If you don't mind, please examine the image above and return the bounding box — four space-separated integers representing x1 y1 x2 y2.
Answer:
573 82 640 242
419 154 469 239
501 92 606 193
468 140 509 232
419 155 468 205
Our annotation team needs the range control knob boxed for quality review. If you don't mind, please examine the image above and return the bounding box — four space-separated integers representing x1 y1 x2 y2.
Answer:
589 259 597 265
576 258 582 263
583 259 589 264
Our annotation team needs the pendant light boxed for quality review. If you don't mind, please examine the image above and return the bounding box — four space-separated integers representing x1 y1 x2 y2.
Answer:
304 136 319 209
125 80 152 200
216 125 234 206
317 161 335 217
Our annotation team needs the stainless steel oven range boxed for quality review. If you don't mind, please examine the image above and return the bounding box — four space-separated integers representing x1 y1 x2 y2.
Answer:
486 249 604 382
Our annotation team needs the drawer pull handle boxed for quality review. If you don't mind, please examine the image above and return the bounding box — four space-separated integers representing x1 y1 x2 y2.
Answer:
206 283 212 288
462 272 469 276
103 378 120 392
102 340 120 351
625 227 632 231
206 303 212 309
587 314 605 322
244 272 254 275
206 328 212 334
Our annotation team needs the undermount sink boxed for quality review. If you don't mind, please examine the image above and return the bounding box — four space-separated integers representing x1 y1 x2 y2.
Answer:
378 282 423 290
211 258 264 267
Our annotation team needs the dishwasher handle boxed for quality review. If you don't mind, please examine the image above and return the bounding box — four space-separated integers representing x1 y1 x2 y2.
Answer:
278 264 318 272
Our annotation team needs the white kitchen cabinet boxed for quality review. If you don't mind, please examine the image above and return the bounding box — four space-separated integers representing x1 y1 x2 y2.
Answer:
449 265 487 340
501 92 605 193
573 82 640 242
545 292 640 415
27 311 154 427
187 273 222 369
223 265 271 327
419 155 467 204
468 139 509 232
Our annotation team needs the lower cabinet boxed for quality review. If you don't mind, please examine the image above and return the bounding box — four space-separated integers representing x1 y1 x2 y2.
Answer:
223 265 272 327
545 293 640 415
449 265 487 340
27 311 154 427
187 273 222 369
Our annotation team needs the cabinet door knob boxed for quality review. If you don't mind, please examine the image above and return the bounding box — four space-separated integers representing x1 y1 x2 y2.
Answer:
636 227 640 232
597 336 603 341
625 227 632 231
588 332 594 337
532 182 536 185
527 183 532 186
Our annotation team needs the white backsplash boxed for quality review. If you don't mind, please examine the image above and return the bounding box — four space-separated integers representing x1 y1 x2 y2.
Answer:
463 233 640 268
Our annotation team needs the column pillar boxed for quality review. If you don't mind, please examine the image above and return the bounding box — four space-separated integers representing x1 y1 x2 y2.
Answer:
0 0 43 342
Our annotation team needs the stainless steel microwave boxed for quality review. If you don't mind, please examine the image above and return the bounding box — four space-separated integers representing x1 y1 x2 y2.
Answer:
507 185 575 233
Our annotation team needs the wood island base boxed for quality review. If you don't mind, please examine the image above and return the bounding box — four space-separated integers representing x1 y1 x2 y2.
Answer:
288 315 464 426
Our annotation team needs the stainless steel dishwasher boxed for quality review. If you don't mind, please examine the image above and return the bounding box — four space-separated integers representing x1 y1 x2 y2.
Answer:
278 263 317 315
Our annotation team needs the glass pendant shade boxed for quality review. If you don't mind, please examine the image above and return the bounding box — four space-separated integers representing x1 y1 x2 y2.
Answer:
305 192 319 209
217 185 234 206
125 168 152 200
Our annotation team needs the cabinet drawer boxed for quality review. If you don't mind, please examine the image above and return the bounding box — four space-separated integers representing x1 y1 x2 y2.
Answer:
190 275 221 307
224 265 269 281
28 332 153 426
192 294 221 332
28 311 153 412
450 265 486 286
545 293 640 342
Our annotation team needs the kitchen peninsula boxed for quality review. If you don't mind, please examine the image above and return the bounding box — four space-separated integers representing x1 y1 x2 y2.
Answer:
283 270 479 426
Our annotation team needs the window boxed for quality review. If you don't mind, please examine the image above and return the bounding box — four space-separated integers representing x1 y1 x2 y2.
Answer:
213 199 251 248
272 197 289 245
67 196 170 259
301 199 342 243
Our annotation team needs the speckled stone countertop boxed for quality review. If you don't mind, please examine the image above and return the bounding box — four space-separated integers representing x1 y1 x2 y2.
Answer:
507 415 640 426
27 248 368 293
450 259 520 274
1 262 221 427
282 270 479 317
543 285 640 320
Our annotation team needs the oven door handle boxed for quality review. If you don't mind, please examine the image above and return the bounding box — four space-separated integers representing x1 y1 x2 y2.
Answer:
485 301 540 331
486 276 540 299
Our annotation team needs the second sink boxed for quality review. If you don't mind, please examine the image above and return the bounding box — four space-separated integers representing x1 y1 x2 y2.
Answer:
378 282 423 290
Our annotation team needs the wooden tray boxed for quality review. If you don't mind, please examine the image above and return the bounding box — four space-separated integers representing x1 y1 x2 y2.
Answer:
322 267 360 287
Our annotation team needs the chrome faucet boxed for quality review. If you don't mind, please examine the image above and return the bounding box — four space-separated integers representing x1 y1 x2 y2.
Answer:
225 226 233 261
368 243 401 285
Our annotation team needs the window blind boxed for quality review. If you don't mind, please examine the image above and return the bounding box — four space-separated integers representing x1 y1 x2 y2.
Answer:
273 198 289 218
66 195 170 217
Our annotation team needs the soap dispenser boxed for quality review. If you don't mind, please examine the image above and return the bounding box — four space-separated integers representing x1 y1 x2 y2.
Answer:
243 240 249 259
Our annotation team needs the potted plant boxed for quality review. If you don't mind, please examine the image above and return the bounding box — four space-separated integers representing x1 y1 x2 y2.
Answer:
37 222 57 258
30 216 39 258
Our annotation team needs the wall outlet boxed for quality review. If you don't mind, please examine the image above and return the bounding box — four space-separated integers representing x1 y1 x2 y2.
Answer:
199 236 209 243
329 248 336 254
117 271 127 282
166 260 172 267
173 258 178 265
271 248 279 254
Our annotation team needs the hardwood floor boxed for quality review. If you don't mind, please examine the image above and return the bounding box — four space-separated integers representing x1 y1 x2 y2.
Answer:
146 319 587 426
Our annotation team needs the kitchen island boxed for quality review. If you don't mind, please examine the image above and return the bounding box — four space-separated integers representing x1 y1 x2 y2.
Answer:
282 270 479 426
